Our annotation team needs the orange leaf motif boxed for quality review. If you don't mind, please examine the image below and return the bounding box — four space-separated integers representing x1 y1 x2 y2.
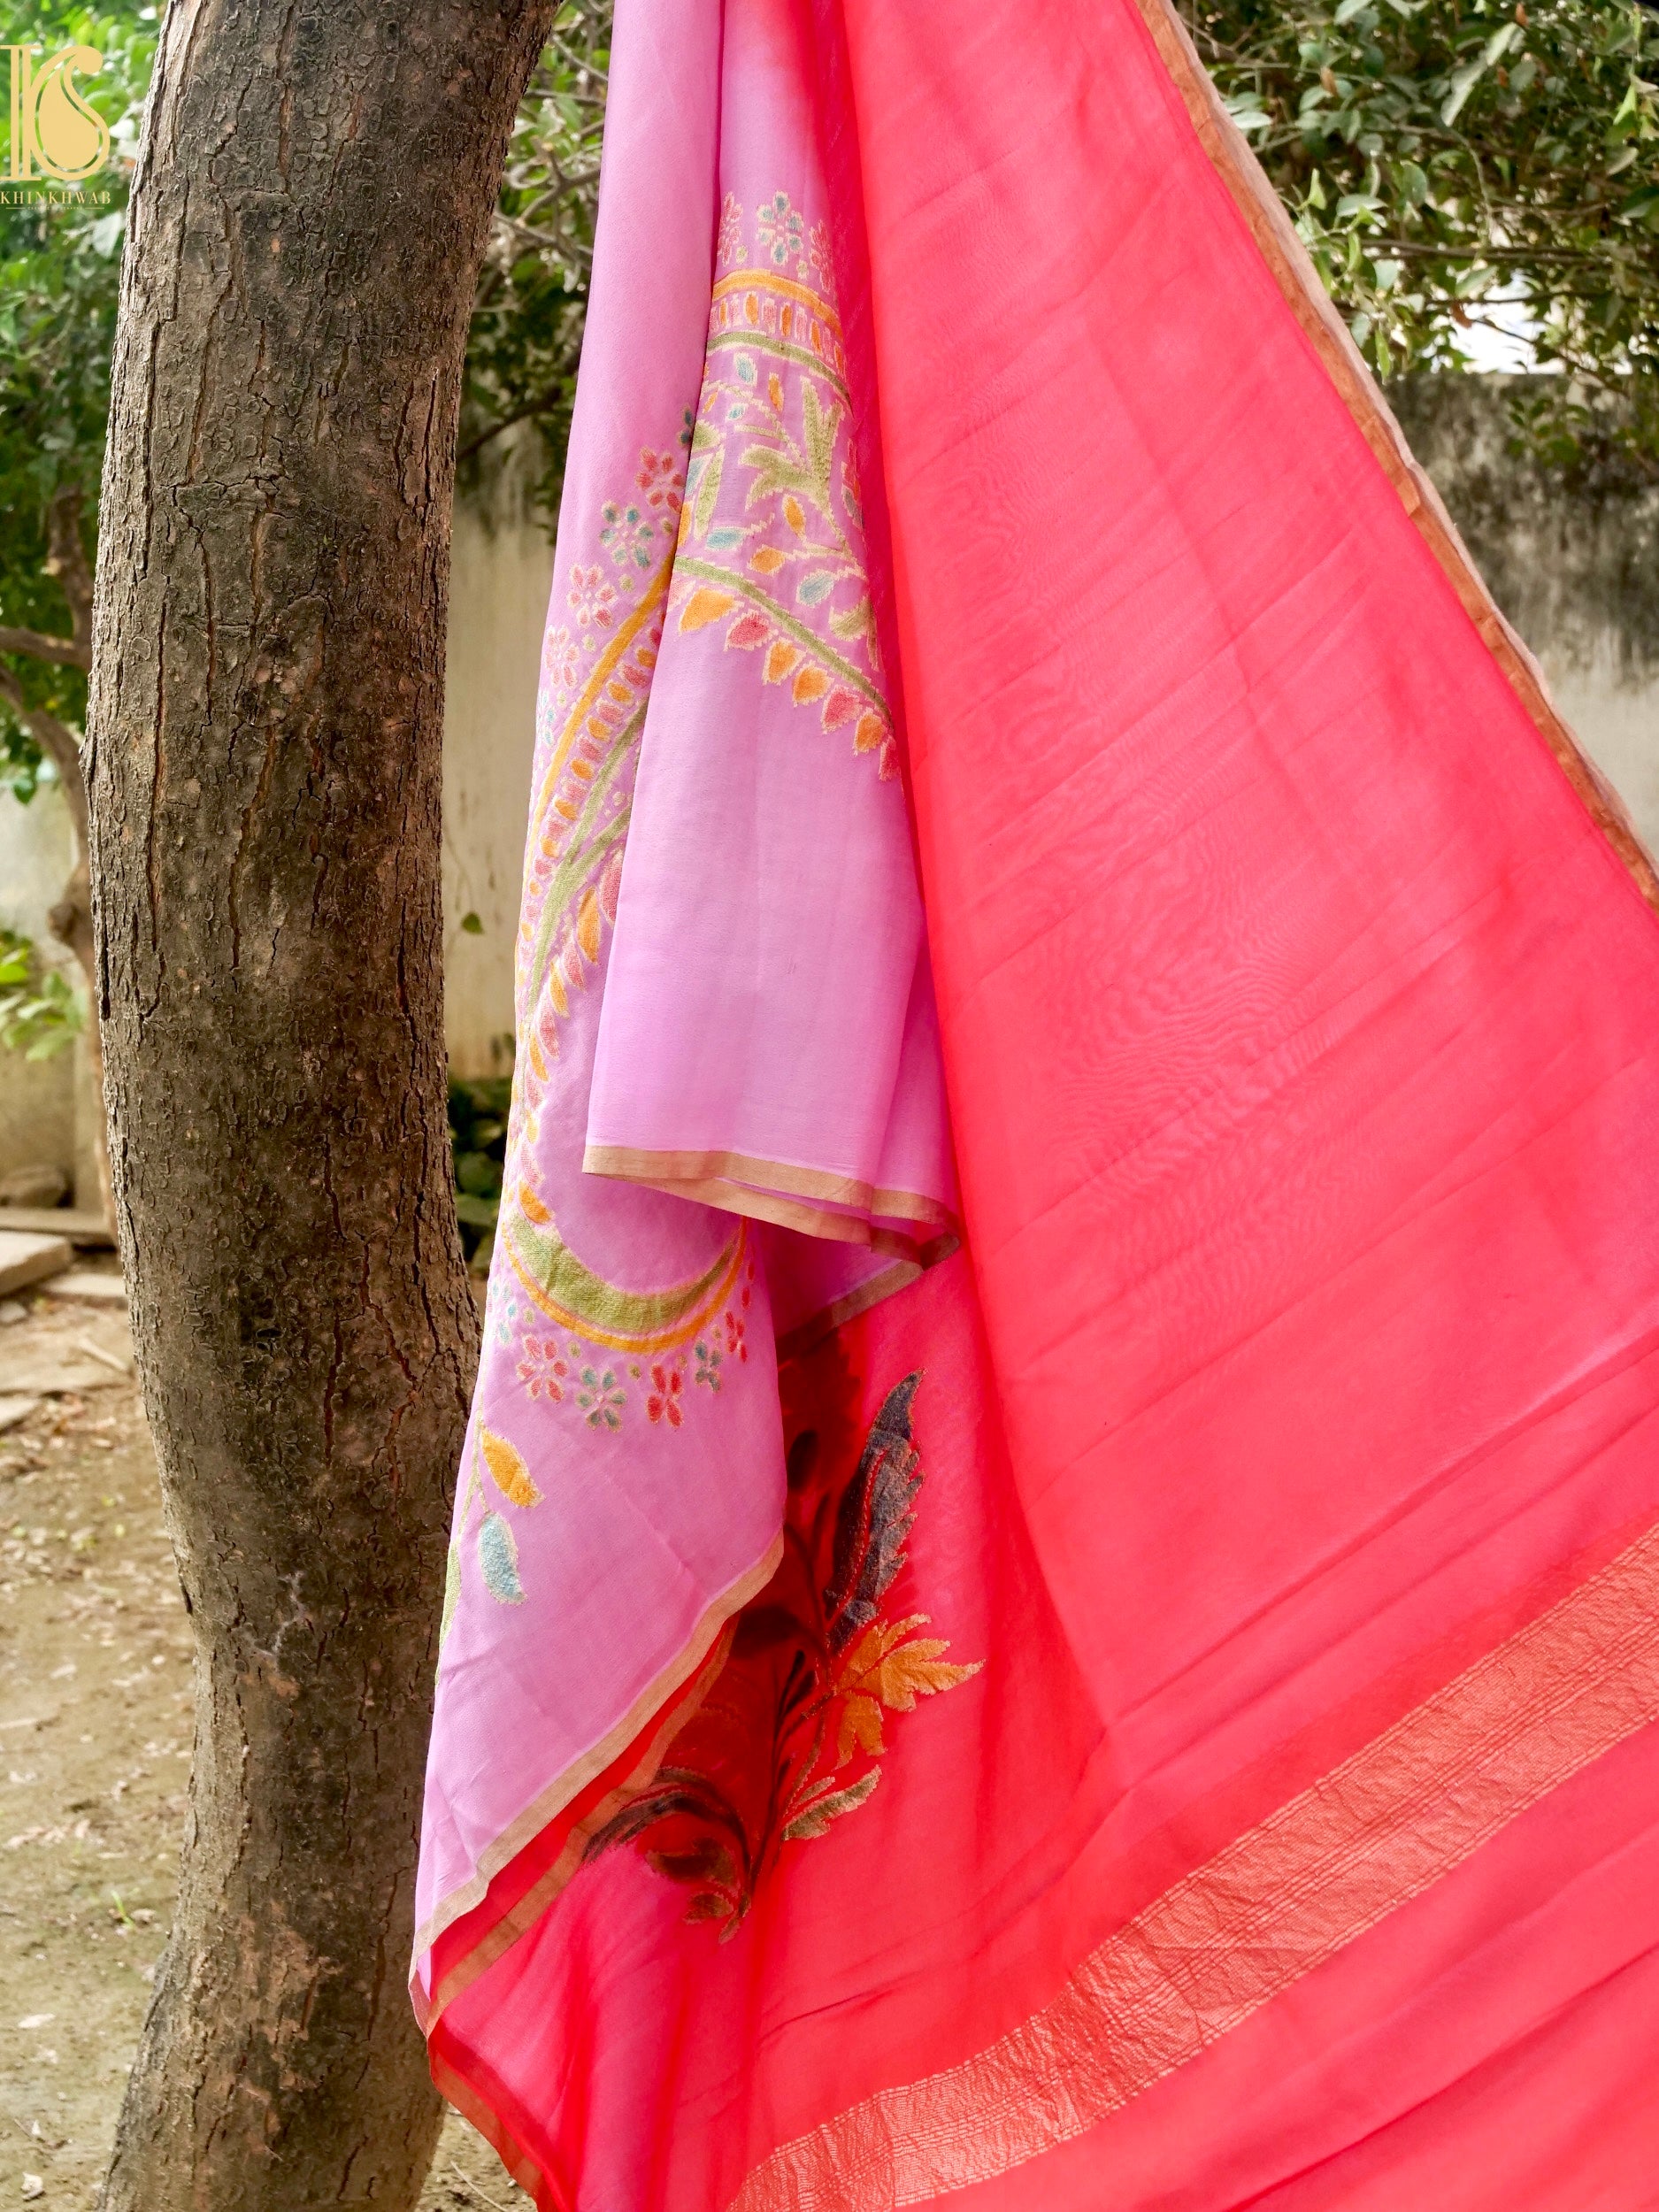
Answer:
749 545 787 575
576 887 602 962
764 641 801 685
835 1692 887 1766
836 1614 981 1721
680 586 738 632
480 1425 542 1509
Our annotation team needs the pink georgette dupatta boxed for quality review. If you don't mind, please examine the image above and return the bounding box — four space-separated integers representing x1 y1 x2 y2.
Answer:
414 2 1659 2207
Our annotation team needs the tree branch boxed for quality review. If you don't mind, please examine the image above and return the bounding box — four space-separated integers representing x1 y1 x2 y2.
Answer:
44 483 96 665
0 623 88 670
457 384 568 464
0 661 89 853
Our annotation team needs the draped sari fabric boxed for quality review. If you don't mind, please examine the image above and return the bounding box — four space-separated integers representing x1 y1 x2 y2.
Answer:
415 1 1659 2206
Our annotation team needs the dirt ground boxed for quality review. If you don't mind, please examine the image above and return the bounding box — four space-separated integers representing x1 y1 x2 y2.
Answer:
0 1271 526 2210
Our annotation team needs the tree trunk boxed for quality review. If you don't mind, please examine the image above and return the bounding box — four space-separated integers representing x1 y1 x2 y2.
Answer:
85 4 551 2205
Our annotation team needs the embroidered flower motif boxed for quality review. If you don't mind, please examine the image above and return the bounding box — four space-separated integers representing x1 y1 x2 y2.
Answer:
800 218 836 298
635 449 683 516
722 1311 748 1363
567 564 618 631
543 624 580 694
717 190 747 269
757 189 803 269
601 499 658 574
647 1363 685 1428
586 1368 982 1933
517 1333 569 1402
578 1365 626 1431
694 1338 724 1394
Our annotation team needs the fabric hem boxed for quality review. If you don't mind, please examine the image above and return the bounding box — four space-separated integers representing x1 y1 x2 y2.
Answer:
585 1141 956 1229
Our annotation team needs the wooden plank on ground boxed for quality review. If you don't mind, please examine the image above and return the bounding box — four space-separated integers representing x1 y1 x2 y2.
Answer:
0 1208 115 1247
46 1271 128 1307
0 1232 73 1298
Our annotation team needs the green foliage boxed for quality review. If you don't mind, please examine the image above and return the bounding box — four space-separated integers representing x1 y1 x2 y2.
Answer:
1187 0 1659 467
459 1 611 525
0 927 84 1058
448 1075 512 1268
0 2 155 794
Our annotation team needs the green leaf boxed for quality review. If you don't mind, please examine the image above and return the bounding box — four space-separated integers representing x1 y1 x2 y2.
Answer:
1482 23 1522 68
1440 60 1486 127
800 383 840 505
456 1150 502 1199
781 1767 880 1842
693 441 725 536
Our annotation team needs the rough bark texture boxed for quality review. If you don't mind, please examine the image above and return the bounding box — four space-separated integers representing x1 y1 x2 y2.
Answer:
84 4 552 2205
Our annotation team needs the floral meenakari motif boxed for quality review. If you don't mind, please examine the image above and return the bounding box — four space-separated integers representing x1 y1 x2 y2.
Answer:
586 1361 982 1931
675 194 896 779
517 422 691 1087
486 421 759 1451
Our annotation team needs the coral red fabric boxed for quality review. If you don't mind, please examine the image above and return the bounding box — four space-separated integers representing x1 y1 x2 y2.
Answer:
419 1 1659 2204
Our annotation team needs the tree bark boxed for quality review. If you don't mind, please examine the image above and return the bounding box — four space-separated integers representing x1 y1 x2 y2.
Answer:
85 4 551 2205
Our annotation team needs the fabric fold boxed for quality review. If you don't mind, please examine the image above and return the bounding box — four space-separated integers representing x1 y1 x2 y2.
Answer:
583 0 956 1254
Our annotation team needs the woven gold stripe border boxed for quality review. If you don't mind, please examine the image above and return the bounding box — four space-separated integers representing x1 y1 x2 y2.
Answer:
732 1517 1659 2211
584 1143 956 1232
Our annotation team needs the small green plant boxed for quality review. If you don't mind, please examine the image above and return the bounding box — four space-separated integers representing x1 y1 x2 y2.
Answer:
0 926 83 1058
449 1072 512 1271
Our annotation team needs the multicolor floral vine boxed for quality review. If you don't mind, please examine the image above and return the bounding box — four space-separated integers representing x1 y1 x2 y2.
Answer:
674 191 896 779
516 418 693 1108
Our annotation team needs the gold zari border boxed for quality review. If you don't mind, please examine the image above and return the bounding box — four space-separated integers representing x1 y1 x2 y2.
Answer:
585 1143 956 1233
732 1517 1659 2211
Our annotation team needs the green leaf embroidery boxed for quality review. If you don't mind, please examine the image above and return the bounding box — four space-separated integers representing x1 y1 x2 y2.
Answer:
693 442 725 536
781 1767 880 1842
439 1542 463 1649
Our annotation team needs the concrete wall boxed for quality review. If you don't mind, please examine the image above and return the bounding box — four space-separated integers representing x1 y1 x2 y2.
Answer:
442 438 556 1079
1394 376 1659 846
